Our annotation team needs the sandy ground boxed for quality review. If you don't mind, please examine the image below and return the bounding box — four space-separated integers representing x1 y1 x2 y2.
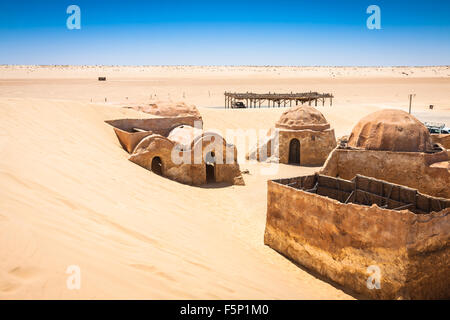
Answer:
0 66 449 299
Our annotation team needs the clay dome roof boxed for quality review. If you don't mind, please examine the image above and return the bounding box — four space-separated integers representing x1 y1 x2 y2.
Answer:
275 106 330 130
127 101 201 119
167 125 203 148
347 109 434 152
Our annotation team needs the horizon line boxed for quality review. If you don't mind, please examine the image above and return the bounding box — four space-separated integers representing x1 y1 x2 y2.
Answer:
2 64 450 68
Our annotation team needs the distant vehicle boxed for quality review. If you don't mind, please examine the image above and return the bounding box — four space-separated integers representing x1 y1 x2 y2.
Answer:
424 122 449 134
232 101 246 109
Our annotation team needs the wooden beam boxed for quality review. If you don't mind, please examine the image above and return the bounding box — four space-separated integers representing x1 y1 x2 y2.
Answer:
306 182 319 193
393 203 414 211
133 128 149 133
345 191 354 204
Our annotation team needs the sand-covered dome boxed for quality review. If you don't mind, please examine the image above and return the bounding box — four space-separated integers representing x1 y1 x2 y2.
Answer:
127 101 201 119
347 109 434 152
275 106 330 130
167 125 203 148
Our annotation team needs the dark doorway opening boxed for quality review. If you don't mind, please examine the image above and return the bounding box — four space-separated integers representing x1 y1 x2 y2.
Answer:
206 151 216 183
151 156 163 175
288 139 300 164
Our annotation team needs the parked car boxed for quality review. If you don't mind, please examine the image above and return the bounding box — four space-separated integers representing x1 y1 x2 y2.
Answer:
232 101 246 108
424 122 449 134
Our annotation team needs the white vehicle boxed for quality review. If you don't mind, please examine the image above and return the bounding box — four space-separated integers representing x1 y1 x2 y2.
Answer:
424 122 449 134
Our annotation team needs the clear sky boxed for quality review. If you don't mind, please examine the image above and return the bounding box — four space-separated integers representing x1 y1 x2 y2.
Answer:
0 0 449 66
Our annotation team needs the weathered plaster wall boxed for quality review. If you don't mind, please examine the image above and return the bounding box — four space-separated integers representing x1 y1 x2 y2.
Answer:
321 148 450 198
246 127 336 166
129 133 243 186
279 128 336 165
264 179 450 299
105 116 201 153
431 134 450 149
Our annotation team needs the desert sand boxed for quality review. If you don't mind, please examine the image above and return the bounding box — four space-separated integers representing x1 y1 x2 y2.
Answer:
0 66 449 299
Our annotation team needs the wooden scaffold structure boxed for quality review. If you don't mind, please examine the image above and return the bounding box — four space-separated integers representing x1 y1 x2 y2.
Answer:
224 91 333 109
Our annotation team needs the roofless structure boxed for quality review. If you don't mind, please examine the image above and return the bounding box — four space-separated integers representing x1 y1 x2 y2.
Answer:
224 91 333 109
265 173 450 299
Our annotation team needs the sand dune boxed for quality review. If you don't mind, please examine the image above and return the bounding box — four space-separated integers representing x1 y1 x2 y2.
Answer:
0 66 449 299
0 98 352 299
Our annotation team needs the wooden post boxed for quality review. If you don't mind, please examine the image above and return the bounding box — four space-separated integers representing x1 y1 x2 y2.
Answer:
409 95 412 114
408 94 415 114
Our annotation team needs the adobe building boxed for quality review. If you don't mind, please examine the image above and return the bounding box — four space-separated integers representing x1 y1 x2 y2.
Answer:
247 106 337 165
321 109 450 198
431 133 450 150
106 116 244 186
264 173 450 299
265 109 450 299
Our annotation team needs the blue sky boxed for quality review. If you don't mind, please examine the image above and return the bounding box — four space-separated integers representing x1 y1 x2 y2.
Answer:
0 0 449 66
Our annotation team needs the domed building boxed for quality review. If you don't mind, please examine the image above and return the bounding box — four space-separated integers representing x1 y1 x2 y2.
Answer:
265 109 450 299
247 106 337 165
106 116 243 186
347 109 434 152
275 105 331 131
321 109 450 198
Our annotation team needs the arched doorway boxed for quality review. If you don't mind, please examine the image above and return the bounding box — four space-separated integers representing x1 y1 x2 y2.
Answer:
288 139 300 164
151 156 163 176
205 151 215 183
